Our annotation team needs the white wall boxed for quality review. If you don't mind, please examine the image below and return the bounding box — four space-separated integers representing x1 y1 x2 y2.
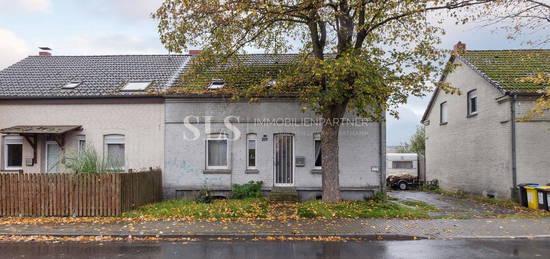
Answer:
514 98 550 186
164 99 382 197
0 99 164 173
425 59 513 199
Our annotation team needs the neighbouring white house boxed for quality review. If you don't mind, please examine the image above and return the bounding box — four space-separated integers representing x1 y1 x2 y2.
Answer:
0 50 386 200
386 153 418 176
421 42 550 200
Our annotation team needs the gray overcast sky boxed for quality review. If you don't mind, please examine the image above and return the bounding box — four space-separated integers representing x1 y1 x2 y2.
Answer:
0 0 547 145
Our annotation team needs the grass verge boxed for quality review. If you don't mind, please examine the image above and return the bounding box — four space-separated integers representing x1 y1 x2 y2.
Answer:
400 200 440 212
296 200 432 219
123 198 269 220
123 197 434 220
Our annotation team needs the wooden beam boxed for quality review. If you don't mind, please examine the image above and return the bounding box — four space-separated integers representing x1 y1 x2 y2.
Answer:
22 134 37 165
53 134 65 149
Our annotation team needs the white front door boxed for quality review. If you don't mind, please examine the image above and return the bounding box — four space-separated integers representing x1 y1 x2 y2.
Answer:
45 141 61 173
274 134 294 186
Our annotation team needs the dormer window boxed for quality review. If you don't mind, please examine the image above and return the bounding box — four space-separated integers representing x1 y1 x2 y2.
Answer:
208 79 225 89
268 79 277 87
62 81 81 89
121 81 152 91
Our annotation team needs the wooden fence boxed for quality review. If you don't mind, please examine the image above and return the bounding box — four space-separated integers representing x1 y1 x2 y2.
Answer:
0 169 162 217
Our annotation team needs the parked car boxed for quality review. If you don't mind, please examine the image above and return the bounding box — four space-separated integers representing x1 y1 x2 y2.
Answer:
386 174 420 190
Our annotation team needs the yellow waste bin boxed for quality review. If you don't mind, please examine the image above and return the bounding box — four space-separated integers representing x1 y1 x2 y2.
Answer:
525 186 539 209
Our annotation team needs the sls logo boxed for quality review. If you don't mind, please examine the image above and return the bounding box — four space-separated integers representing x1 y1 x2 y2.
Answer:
182 116 241 141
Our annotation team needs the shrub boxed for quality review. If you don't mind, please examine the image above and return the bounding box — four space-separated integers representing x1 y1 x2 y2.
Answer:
231 181 263 199
194 189 213 203
64 145 123 174
373 191 387 202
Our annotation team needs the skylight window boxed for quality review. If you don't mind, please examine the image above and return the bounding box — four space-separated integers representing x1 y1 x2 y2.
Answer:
62 81 81 89
268 79 277 87
121 81 152 91
208 79 225 89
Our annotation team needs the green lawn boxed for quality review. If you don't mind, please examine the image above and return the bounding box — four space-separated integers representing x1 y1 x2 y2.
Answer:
123 198 269 220
123 198 434 220
400 200 440 212
296 200 432 219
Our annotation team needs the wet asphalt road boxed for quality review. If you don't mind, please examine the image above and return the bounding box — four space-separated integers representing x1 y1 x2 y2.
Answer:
1 239 550 259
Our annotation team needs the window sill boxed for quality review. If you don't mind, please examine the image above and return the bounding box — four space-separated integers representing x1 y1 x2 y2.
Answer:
245 169 259 174
439 122 448 126
466 113 478 118
203 169 232 174
311 169 322 174
3 169 22 172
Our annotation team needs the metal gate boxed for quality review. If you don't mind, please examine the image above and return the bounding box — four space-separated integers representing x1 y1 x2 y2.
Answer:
274 134 294 186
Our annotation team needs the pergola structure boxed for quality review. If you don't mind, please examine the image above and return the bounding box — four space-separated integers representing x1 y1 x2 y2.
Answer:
0 125 82 166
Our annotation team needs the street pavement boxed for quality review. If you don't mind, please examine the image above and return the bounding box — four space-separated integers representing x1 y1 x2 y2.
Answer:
388 190 516 217
1 218 550 240
1 238 549 259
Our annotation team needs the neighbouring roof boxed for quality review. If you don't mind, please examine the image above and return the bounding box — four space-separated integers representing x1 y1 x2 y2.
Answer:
169 54 297 95
0 55 192 98
0 125 82 135
458 49 550 93
421 49 550 123
0 54 299 99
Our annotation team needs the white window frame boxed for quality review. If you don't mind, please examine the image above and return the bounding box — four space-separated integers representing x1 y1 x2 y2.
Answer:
3 136 23 171
246 134 257 169
104 134 126 171
77 135 86 155
313 133 322 169
392 160 414 169
120 81 152 91
45 141 61 173
440 101 448 124
208 79 225 89
62 81 81 89
467 90 478 115
206 133 229 170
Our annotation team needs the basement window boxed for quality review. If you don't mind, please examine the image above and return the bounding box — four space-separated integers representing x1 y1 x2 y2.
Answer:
208 79 225 89
62 81 81 89
121 81 152 91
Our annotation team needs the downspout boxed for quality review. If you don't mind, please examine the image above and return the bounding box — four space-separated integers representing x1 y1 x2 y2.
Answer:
510 94 518 199
379 113 386 194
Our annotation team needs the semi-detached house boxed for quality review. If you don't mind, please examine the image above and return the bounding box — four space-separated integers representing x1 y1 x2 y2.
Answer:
422 43 550 199
0 50 385 200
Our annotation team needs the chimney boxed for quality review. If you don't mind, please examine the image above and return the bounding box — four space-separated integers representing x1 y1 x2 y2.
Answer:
39 47 52 56
189 49 202 55
453 41 466 53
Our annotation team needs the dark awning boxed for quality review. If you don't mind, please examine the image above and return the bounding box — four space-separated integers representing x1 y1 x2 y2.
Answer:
0 125 82 166
0 125 82 135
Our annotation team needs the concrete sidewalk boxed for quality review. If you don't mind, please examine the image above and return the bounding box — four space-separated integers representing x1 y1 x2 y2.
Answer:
1 218 550 240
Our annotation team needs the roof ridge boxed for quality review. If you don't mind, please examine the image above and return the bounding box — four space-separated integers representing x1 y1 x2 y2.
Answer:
27 53 302 58
28 54 192 57
462 49 550 52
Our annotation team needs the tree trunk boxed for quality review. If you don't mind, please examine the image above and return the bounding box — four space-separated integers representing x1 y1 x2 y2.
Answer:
321 119 342 202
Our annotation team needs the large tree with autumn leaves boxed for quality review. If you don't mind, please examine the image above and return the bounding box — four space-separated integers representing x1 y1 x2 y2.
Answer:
153 0 494 202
